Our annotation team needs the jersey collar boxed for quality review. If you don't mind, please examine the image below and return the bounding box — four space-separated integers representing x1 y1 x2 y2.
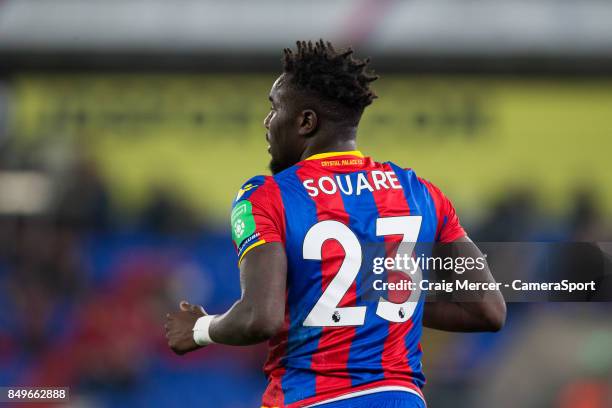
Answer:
304 150 364 161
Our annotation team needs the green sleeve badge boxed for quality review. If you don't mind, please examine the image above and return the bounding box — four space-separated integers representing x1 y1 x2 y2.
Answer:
231 200 257 247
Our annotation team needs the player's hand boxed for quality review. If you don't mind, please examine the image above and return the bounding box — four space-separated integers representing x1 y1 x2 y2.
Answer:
165 300 207 355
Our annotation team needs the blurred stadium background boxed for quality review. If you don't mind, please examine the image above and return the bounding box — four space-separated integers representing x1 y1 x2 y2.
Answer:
1 1 611 407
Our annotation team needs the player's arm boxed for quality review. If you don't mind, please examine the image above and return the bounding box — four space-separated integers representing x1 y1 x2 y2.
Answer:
418 178 505 332
165 176 286 354
422 236 506 332
165 243 286 354
207 242 286 345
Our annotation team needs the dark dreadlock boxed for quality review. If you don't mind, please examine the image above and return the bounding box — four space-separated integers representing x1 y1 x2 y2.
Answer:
282 40 378 116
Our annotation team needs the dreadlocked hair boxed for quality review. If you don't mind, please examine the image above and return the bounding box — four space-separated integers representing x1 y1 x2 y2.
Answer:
282 40 378 113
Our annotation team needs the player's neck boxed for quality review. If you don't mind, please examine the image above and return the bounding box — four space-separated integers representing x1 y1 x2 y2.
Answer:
300 135 358 161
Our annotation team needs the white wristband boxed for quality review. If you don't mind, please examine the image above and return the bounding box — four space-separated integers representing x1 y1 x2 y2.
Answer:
193 315 217 346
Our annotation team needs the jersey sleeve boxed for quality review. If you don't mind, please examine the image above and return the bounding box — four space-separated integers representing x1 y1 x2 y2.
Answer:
230 175 284 264
419 178 466 243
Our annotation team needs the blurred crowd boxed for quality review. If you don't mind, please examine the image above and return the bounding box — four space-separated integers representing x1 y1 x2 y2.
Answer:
0 145 611 408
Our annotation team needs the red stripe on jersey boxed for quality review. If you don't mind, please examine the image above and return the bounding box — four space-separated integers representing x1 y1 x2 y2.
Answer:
296 165 356 397
250 176 287 244
266 176 287 243
367 164 415 383
262 290 290 407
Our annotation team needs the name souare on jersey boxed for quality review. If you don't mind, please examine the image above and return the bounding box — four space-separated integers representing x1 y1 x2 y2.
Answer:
230 151 465 408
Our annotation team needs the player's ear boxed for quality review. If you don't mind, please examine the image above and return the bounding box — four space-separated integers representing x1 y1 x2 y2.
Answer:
298 109 318 137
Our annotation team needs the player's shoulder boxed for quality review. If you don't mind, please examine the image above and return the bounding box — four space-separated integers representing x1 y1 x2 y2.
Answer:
382 160 427 185
383 160 444 196
233 175 278 205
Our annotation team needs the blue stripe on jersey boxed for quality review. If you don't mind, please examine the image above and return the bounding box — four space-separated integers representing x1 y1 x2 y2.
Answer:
274 166 322 405
405 300 426 387
387 163 437 388
340 170 389 387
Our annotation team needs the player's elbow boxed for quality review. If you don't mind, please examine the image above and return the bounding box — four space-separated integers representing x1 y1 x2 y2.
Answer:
482 299 506 332
244 304 284 341
248 313 283 340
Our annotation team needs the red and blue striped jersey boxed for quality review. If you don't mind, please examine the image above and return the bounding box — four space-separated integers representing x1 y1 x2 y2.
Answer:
230 151 465 408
